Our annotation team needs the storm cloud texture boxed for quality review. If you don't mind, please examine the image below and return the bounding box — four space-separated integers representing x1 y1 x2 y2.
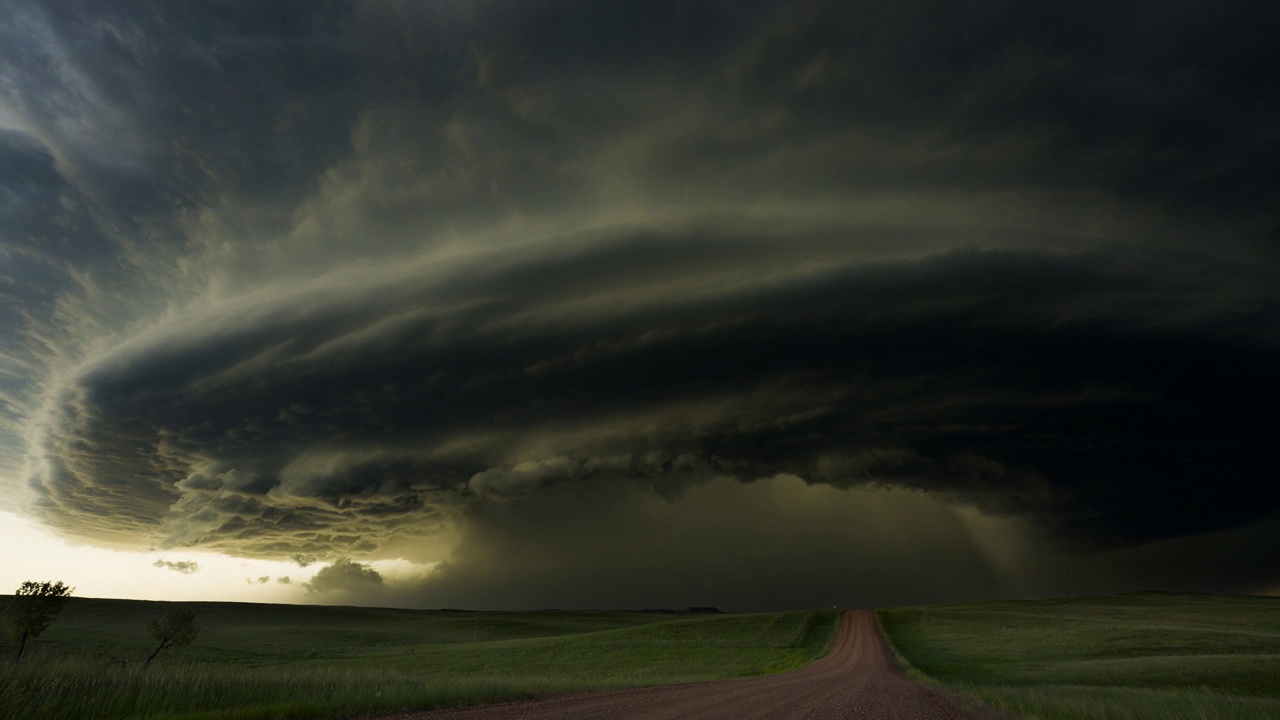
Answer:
1 0 1278 609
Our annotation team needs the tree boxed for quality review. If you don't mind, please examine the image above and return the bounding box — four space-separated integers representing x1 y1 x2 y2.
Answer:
145 607 199 666
4 580 74 662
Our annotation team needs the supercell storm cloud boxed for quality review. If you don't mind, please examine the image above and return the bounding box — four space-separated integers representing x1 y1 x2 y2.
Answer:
1 1 1278 607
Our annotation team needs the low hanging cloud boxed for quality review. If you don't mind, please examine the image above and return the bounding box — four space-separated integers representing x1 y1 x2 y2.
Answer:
306 558 385 596
406 475 1280 611
314 474 1280 611
152 559 200 574
1 0 1278 608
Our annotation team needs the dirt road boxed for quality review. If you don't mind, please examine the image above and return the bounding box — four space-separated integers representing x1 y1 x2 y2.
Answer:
386 610 981 720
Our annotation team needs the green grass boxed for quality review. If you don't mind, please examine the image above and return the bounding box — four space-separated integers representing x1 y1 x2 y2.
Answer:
0 596 840 720
877 592 1280 720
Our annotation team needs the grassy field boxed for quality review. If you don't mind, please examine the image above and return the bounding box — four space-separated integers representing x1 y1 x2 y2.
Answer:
0 596 840 720
878 592 1280 720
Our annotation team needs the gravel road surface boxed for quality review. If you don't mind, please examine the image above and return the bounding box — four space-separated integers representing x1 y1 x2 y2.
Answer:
379 610 981 719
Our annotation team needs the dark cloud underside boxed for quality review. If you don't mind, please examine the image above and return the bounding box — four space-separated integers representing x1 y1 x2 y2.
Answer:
1 0 1277 607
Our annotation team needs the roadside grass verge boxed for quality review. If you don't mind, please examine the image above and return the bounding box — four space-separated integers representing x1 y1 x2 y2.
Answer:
0 657 585 720
877 592 1280 720
0 597 840 720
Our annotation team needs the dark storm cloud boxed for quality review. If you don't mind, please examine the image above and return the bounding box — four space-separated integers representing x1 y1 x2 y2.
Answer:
30 240 1277 557
0 0 364 214
0 131 113 446
2 0 1278 605
411 477 1014 611
408 483 1280 611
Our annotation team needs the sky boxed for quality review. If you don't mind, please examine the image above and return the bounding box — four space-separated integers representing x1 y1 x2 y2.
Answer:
0 0 1278 611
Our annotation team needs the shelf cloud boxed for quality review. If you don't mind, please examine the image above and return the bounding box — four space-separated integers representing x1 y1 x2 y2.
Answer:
1 0 1277 608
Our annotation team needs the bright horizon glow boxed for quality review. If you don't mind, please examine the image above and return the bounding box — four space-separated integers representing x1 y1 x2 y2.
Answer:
0 510 309 603
0 511 440 605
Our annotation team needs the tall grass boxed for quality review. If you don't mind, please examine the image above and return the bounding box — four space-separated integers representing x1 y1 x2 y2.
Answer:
0 602 840 720
878 593 1280 720
1 655 579 720
967 684 1280 720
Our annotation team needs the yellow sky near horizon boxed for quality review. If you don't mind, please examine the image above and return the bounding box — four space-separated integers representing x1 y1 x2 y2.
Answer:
0 511 435 606
0 510 306 603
